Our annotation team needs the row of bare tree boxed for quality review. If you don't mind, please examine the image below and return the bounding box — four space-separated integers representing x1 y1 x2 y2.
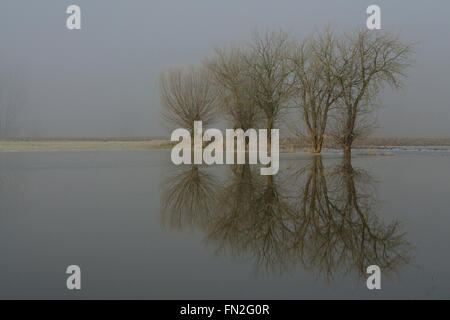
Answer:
160 27 414 153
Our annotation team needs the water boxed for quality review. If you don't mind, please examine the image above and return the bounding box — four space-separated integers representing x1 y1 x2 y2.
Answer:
0 149 449 299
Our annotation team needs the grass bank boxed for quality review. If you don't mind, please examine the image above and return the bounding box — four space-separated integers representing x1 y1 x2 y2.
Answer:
0 139 175 151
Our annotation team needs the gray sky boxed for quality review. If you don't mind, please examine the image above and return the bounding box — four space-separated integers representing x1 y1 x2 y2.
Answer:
0 0 449 138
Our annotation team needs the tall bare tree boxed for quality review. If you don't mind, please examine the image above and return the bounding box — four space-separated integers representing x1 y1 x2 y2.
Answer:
291 28 340 153
330 30 414 153
206 46 262 131
159 66 217 135
243 29 296 146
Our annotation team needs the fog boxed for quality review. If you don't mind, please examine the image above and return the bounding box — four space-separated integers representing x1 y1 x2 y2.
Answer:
0 0 449 138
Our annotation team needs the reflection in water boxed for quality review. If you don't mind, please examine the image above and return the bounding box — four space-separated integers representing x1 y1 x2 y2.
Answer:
160 165 219 231
290 155 411 280
207 165 297 274
160 155 412 280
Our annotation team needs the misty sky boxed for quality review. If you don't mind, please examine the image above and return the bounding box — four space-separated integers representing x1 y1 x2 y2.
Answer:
0 0 449 138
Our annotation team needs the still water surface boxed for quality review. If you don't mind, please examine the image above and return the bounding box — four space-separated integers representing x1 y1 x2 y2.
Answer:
0 150 449 299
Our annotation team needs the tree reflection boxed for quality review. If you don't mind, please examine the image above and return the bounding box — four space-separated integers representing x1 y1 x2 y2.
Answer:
160 165 219 232
160 155 412 280
206 165 298 274
291 154 411 280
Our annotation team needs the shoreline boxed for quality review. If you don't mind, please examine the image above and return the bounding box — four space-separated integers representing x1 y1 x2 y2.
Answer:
1 138 450 152
0 139 175 151
0 138 450 153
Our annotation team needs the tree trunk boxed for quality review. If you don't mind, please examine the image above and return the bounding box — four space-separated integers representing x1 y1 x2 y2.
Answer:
266 117 273 151
311 135 323 153
342 127 354 155
343 145 352 158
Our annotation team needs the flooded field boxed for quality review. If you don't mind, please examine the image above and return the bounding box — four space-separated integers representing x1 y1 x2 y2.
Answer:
0 149 449 299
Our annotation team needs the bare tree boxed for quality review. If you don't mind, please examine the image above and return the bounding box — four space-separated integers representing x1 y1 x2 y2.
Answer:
206 46 262 131
159 66 217 135
330 30 414 153
291 28 340 153
243 29 296 146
